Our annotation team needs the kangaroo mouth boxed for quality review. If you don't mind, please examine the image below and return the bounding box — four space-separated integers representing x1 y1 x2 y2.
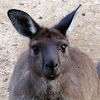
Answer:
43 70 60 80
44 74 56 80
48 74 55 80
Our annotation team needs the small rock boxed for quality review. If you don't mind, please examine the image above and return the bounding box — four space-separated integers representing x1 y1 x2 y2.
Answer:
82 13 85 16
77 25 80 27
33 6 37 8
39 1 41 4
89 43 92 45
75 34 78 36
19 3 24 6
4 78 8 82
0 22 4 24
5 28 8 30
38 17 43 19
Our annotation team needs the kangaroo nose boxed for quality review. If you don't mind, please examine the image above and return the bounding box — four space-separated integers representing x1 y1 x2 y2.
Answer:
44 60 59 70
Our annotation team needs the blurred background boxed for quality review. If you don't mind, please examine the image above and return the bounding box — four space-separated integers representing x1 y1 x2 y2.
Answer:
0 0 100 99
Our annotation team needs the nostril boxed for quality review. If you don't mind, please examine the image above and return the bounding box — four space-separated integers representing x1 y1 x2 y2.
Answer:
45 61 59 70
45 64 51 70
55 63 58 68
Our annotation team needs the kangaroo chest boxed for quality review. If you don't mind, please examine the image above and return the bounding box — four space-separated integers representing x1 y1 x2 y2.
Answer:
31 80 66 100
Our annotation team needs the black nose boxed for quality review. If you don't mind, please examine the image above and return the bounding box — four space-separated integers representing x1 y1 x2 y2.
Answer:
44 60 59 70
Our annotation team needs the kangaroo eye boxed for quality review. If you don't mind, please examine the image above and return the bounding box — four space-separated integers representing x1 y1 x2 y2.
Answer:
61 44 67 53
32 46 39 55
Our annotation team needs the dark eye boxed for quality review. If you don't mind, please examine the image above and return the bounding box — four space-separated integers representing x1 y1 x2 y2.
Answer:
61 44 67 53
32 46 39 55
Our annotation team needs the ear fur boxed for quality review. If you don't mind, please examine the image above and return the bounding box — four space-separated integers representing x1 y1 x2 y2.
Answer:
8 9 41 38
54 4 82 36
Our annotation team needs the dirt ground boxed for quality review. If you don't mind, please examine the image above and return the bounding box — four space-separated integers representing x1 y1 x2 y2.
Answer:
0 0 100 100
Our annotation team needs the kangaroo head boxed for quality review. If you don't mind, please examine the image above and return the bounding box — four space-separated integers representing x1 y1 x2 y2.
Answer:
8 5 81 80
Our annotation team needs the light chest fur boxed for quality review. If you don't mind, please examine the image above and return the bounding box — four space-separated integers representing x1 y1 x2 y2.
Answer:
32 79 65 100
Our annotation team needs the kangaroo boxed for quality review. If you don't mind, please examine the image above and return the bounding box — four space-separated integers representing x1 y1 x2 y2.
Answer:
8 5 100 100
97 63 100 79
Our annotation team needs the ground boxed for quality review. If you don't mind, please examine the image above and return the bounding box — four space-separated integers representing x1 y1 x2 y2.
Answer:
0 0 100 100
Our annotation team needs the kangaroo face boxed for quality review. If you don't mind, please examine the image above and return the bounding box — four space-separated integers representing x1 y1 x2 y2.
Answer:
29 28 69 80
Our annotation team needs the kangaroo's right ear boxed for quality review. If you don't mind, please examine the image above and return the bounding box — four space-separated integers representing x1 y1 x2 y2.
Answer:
8 9 41 38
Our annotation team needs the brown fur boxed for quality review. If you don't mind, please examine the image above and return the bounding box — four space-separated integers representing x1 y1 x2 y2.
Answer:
9 29 100 100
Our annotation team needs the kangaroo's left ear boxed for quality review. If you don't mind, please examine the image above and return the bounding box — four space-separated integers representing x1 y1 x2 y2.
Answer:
54 4 82 36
